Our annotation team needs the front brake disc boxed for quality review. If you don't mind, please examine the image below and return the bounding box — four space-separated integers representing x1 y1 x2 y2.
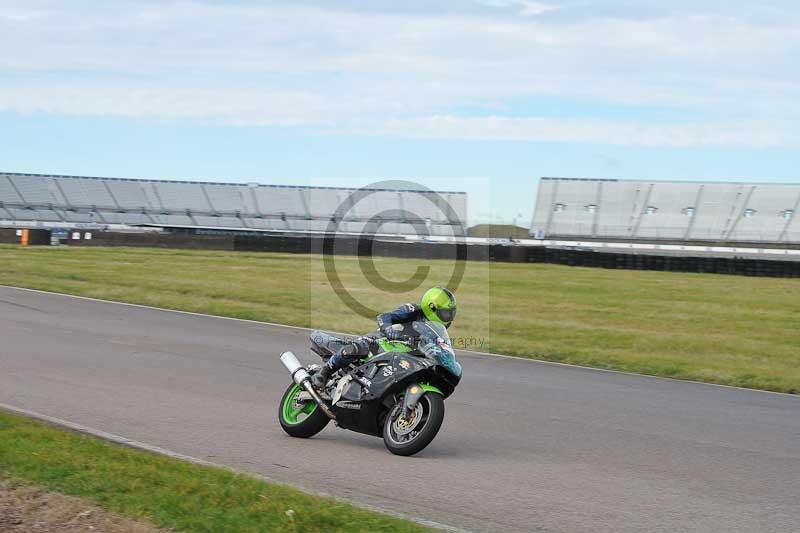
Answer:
393 404 423 436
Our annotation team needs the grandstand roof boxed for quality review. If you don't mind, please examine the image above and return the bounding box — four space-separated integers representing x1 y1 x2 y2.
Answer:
1 172 466 195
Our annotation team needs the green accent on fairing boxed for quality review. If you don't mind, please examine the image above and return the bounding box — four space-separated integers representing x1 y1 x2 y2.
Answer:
420 383 443 395
378 338 412 353
421 286 457 326
281 383 318 425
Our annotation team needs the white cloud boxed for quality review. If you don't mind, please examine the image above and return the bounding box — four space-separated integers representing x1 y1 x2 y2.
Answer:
354 115 800 148
475 0 559 17
518 1 558 16
0 1 799 147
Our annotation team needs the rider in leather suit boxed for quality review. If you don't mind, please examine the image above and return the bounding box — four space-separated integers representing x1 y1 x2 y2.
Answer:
311 286 457 389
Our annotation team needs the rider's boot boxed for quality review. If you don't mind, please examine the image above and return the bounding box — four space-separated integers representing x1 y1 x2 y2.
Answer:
312 340 368 389
312 361 334 389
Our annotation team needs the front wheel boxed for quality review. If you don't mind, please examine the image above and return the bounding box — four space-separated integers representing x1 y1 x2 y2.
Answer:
383 392 445 456
278 383 330 438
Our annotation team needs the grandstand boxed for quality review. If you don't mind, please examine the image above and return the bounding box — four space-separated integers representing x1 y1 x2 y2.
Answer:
531 178 800 244
0 172 467 237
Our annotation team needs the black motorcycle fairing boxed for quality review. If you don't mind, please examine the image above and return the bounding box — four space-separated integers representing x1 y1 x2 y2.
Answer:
331 400 383 437
331 352 430 404
357 352 432 401
325 324 461 437
328 352 432 436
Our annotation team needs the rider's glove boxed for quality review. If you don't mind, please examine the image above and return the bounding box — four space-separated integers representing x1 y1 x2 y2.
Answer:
383 327 404 341
340 342 358 357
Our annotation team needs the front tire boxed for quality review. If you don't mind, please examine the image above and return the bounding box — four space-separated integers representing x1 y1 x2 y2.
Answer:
383 393 445 456
278 383 330 438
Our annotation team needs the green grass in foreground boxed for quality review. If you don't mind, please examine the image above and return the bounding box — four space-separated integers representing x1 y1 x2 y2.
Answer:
1 244 799 393
0 410 428 532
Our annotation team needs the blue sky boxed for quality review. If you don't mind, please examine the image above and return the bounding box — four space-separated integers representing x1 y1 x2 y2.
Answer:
2 1 799 225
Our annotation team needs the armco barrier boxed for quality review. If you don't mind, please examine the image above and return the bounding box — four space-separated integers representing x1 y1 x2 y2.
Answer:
61 231 800 278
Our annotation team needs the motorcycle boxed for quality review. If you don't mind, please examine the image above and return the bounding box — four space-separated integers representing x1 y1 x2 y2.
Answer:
277 321 462 456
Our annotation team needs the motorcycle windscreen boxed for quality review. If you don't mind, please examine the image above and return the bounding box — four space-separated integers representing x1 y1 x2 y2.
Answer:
413 321 462 377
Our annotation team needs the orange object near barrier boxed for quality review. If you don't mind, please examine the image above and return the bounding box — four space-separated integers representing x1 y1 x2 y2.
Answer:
20 229 29 246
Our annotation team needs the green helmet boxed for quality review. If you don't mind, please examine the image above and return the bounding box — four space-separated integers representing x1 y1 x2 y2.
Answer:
421 286 457 328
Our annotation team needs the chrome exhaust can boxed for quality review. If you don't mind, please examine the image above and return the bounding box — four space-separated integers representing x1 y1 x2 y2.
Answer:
280 351 311 385
279 351 336 420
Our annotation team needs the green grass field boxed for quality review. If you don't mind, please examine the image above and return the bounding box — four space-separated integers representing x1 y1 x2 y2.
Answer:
0 410 428 532
1 244 799 393
467 224 528 238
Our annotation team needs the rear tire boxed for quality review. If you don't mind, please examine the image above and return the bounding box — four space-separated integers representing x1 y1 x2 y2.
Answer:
278 383 330 438
383 393 445 456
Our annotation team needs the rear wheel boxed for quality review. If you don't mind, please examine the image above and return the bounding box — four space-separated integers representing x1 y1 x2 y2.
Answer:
383 393 445 456
278 383 330 438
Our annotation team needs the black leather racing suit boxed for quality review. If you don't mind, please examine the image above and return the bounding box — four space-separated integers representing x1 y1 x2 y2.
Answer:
320 303 424 372
376 303 425 341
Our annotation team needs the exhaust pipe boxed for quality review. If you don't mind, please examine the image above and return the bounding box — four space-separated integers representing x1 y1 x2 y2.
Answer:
280 351 312 385
279 351 336 420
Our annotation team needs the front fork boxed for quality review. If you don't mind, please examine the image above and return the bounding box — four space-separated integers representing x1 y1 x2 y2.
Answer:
401 383 427 419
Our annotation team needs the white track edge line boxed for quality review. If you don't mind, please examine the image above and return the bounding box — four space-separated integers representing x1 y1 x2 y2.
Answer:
0 402 467 533
1 284 797 399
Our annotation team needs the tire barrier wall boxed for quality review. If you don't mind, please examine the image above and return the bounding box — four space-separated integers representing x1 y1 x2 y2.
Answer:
0 228 51 245
0 228 18 244
534 248 800 278
540 235 800 250
66 232 236 250
62 231 800 278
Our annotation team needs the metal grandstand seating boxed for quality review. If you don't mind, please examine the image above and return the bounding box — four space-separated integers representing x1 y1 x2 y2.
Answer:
0 176 22 204
203 184 252 214
57 177 116 209
104 180 153 210
531 178 800 244
0 173 467 237
9 175 59 205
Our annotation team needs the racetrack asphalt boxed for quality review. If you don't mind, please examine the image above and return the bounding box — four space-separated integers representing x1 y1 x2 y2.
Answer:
0 286 798 532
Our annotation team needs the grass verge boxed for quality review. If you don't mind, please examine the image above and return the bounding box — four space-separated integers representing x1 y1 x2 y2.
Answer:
0 409 429 532
1 475 166 532
1 244 799 393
